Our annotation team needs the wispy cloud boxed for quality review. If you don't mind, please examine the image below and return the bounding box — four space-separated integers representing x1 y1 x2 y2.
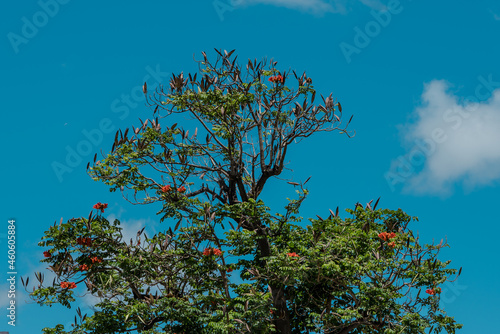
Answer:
105 213 159 244
393 80 500 195
489 9 500 21
0 257 59 312
240 0 345 14
238 0 388 15
359 0 386 10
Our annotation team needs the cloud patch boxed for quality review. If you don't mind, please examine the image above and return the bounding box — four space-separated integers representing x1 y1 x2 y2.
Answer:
359 0 387 10
105 214 159 245
236 0 388 15
387 79 500 195
489 9 500 21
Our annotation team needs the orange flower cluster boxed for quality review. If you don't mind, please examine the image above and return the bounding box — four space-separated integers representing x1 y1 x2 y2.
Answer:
162 185 186 193
76 237 92 246
60 281 77 289
426 287 441 295
268 75 284 83
378 232 396 241
378 232 397 248
43 251 51 258
79 264 89 271
287 252 299 258
226 267 233 273
203 248 222 256
93 202 108 213
90 256 102 263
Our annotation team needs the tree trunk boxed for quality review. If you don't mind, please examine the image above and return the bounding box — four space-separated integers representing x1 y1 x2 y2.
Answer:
270 283 292 334
256 230 292 334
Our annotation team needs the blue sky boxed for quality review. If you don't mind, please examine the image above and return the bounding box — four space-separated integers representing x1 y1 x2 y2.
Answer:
1 0 500 332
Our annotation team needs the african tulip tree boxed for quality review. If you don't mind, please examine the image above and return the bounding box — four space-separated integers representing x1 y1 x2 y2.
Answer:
27 50 462 334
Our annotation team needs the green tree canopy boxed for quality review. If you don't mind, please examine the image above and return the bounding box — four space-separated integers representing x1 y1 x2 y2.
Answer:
27 49 462 334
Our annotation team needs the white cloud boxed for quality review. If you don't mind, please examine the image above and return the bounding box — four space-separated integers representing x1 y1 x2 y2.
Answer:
359 0 386 10
389 80 500 195
489 9 500 21
236 0 388 15
0 257 59 313
105 214 159 245
240 0 344 14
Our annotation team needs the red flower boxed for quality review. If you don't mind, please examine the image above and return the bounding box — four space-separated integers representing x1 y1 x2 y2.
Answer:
90 256 102 263
426 287 441 295
43 251 51 258
226 267 233 273
77 237 92 246
287 252 299 258
268 75 284 84
378 232 388 241
161 185 171 192
378 232 397 241
203 248 222 256
177 186 186 193
388 241 396 248
93 202 108 213
60 281 77 289
79 264 89 271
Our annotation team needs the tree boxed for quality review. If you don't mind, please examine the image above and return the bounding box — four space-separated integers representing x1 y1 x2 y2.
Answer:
26 49 463 334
